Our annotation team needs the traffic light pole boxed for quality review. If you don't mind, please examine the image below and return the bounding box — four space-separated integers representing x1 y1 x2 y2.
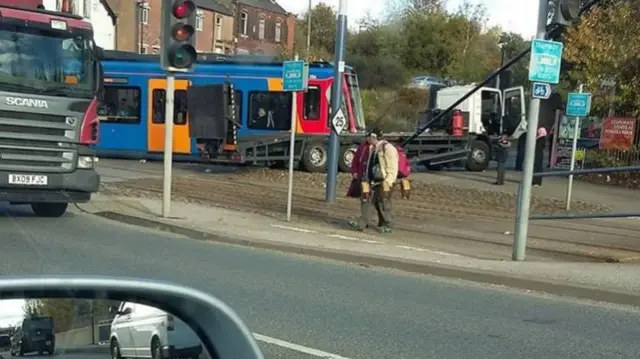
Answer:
512 0 549 261
325 0 347 203
162 73 176 217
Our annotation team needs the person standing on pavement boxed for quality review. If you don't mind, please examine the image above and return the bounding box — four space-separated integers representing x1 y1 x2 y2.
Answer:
533 125 548 187
494 132 511 185
348 128 399 234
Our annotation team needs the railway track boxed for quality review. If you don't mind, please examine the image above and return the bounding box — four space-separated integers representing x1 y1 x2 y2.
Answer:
99 176 640 262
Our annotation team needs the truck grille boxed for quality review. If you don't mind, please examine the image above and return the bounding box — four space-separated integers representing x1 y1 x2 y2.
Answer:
0 110 77 172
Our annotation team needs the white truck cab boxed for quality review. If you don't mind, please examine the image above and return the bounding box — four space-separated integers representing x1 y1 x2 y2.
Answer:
436 85 527 139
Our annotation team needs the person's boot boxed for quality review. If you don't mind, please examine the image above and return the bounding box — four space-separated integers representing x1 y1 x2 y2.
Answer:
348 220 366 231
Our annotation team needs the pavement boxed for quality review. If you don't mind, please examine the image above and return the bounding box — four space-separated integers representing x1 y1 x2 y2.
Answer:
2 204 640 358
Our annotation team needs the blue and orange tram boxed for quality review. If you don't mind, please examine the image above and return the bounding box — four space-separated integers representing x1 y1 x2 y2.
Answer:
95 51 369 172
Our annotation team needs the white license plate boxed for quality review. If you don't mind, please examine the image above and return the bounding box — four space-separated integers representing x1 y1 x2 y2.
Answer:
45 341 51 345
8 174 48 185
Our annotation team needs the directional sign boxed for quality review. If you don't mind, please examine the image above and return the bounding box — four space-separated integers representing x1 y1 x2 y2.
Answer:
566 92 592 117
532 82 551 99
282 60 308 92
528 39 563 84
331 108 346 134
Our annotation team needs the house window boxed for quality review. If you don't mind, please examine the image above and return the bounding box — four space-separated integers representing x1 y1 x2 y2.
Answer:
152 89 189 125
139 45 148 54
196 10 204 31
248 91 292 130
258 17 265 40
98 87 141 124
215 16 223 41
304 87 321 120
275 20 281 42
139 4 149 25
240 12 248 35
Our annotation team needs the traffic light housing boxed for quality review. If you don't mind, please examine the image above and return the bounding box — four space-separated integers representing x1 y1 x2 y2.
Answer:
551 0 581 26
161 0 198 72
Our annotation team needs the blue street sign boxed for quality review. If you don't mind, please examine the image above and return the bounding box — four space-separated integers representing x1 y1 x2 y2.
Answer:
528 39 563 84
531 82 551 99
566 92 592 117
282 60 308 92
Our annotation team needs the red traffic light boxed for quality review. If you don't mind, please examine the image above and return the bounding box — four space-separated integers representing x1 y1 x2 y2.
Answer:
171 23 195 42
172 0 195 19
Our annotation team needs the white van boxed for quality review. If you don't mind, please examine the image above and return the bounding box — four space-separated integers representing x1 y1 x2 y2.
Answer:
109 301 202 359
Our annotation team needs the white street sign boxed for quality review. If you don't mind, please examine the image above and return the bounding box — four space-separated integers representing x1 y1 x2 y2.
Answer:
331 108 346 134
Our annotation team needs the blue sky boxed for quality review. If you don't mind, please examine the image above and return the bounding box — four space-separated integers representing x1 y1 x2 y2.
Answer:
278 0 538 39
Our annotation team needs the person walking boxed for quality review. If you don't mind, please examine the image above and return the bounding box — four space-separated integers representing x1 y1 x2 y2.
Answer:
348 128 398 234
533 125 548 186
494 132 511 185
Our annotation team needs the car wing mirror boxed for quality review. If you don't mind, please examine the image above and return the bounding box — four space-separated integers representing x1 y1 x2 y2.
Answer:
0 276 264 359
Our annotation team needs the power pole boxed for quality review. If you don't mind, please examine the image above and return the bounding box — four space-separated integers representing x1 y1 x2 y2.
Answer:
324 0 348 203
512 0 550 261
306 0 312 55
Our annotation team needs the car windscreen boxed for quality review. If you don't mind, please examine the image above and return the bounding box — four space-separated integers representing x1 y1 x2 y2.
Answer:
23 318 53 331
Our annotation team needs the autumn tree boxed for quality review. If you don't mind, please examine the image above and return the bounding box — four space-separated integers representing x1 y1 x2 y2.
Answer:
563 0 640 116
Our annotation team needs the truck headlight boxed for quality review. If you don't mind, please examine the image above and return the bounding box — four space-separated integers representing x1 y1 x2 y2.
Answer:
77 156 95 169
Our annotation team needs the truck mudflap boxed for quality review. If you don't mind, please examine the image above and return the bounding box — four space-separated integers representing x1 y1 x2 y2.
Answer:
0 168 100 204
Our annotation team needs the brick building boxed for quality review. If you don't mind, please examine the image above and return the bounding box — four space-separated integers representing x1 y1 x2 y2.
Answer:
218 0 295 56
105 0 235 55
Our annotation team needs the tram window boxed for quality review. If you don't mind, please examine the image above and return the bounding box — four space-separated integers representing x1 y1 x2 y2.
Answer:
304 87 320 120
174 90 188 125
248 91 292 130
152 89 188 125
233 90 243 126
99 86 141 124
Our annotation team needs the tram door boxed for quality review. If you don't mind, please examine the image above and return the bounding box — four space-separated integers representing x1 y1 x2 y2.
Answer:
147 78 192 154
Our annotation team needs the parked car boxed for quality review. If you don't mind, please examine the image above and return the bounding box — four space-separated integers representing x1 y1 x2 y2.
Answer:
409 76 447 88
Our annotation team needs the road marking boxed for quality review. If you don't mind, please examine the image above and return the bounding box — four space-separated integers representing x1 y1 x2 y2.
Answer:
396 245 459 256
270 224 317 233
328 234 381 243
253 333 350 359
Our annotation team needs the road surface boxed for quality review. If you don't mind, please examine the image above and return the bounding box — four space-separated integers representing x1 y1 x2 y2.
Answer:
1 205 640 359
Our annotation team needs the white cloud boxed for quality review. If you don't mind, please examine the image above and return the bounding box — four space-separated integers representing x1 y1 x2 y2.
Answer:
276 0 538 38
0 299 25 327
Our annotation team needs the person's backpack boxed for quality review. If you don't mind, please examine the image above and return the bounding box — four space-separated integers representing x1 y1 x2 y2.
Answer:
382 142 411 179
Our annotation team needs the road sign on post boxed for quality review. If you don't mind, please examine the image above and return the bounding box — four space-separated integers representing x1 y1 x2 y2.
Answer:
528 39 563 84
282 57 307 222
283 60 308 92
532 82 551 99
566 92 592 117
331 108 346 134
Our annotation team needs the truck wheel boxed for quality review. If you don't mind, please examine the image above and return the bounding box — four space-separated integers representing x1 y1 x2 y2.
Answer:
466 140 490 172
338 145 358 173
31 203 69 217
301 143 328 173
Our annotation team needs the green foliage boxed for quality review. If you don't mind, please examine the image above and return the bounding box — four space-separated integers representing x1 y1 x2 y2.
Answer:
564 0 640 117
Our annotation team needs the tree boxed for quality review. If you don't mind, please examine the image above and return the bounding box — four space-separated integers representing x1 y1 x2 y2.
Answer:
563 0 640 116
499 32 530 86
293 3 337 59
23 300 42 318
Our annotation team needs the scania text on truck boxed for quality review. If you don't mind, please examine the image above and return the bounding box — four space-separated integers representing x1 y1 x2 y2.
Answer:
0 2 103 217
